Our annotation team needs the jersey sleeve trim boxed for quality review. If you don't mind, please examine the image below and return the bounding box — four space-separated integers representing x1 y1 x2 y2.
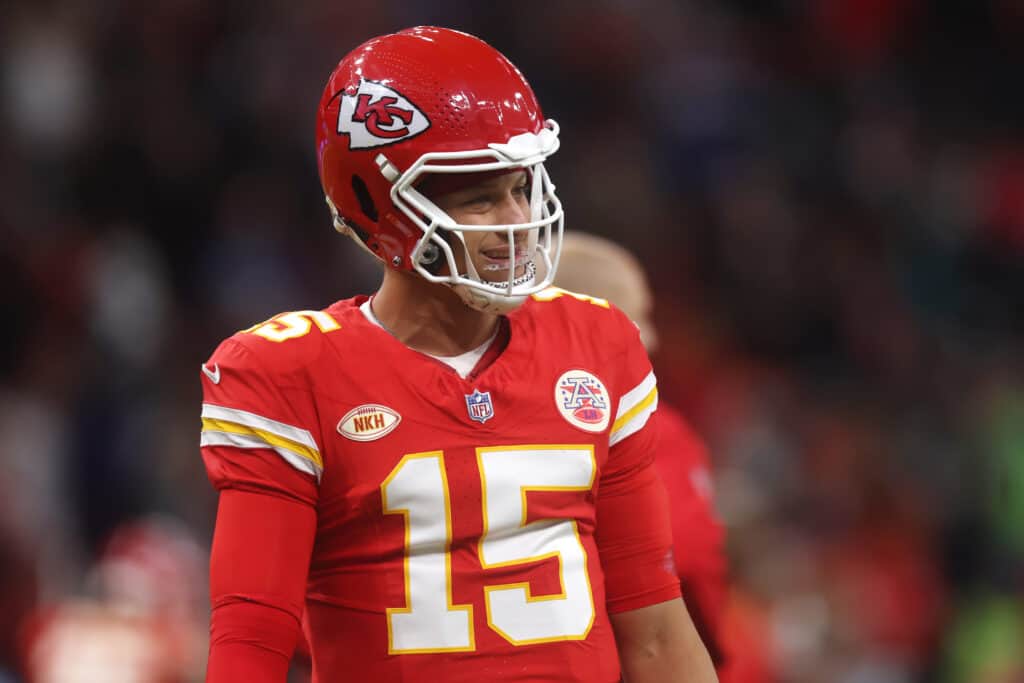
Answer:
610 371 658 447
201 403 323 479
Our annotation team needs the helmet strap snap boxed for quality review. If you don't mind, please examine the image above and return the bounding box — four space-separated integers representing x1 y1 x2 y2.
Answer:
419 241 441 266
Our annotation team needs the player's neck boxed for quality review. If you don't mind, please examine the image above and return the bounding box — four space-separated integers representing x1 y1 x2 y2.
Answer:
371 269 501 357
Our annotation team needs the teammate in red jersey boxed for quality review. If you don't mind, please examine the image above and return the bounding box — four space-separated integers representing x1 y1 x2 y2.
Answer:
200 26 717 683
554 232 731 673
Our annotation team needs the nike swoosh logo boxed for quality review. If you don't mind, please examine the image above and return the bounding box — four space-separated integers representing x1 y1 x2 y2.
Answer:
202 363 221 384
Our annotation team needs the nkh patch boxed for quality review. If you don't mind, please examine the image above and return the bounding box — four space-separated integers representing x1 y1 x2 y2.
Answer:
337 404 401 441
465 389 494 424
554 369 610 433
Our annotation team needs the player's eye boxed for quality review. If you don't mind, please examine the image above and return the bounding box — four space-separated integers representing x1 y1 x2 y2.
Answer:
460 194 492 208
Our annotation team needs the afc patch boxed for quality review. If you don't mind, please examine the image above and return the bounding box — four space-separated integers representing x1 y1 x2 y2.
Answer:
465 389 494 424
554 369 610 433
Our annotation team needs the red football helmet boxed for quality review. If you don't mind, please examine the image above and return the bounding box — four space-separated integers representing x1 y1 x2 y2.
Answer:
316 26 563 313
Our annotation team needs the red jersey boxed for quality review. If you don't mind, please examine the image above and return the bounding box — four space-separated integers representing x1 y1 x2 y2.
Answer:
652 405 728 667
200 289 679 682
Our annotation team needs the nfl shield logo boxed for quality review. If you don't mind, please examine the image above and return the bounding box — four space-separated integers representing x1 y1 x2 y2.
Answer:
465 389 494 424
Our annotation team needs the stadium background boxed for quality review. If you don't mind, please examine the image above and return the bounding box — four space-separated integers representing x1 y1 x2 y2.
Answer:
2 0 1022 681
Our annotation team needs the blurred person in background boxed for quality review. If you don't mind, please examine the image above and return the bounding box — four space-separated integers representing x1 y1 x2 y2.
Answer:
0 523 36 683
199 27 716 683
19 516 208 683
554 232 776 683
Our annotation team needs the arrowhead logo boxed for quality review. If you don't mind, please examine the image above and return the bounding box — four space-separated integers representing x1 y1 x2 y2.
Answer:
337 79 430 150
201 363 221 384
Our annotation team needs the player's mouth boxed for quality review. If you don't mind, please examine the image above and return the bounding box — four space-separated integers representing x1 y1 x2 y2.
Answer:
479 246 531 272
482 260 537 289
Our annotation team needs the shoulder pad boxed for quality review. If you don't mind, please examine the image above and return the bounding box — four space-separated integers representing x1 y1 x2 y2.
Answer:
220 308 345 376
530 286 611 310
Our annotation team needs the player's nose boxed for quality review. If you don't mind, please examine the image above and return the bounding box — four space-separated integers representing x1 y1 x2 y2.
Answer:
494 193 529 226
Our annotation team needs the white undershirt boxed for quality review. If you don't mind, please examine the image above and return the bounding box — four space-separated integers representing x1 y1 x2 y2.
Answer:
360 299 498 379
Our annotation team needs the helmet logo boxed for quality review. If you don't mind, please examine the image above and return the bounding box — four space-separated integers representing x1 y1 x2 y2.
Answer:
337 79 430 150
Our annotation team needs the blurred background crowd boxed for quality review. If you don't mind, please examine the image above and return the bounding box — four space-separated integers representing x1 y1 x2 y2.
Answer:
2 0 1023 681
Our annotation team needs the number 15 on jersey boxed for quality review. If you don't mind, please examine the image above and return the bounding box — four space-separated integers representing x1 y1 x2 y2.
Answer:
381 445 597 653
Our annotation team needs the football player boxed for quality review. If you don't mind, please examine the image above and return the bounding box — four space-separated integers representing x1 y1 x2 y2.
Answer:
554 232 732 676
200 26 717 683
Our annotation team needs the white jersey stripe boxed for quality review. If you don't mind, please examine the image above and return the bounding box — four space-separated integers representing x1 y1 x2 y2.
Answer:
608 393 659 447
615 371 657 423
200 430 322 479
202 403 319 451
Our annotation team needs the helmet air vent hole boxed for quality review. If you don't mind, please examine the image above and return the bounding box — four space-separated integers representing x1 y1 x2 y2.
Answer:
351 175 378 222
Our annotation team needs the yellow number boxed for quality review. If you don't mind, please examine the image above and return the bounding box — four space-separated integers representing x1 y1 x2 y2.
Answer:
242 310 340 343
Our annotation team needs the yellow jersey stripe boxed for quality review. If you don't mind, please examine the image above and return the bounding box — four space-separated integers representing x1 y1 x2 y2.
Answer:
608 390 658 448
202 417 323 469
615 371 657 420
201 403 318 451
610 386 658 435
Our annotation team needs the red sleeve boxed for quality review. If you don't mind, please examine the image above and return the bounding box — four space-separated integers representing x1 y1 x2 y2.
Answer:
206 489 316 682
200 338 320 507
200 334 322 681
595 308 680 614
595 451 680 614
